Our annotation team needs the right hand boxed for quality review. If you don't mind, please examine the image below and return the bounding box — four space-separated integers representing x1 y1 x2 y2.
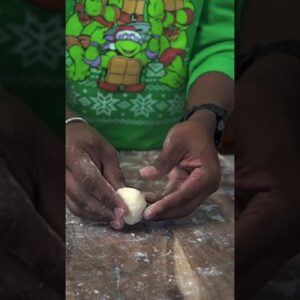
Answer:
66 122 128 230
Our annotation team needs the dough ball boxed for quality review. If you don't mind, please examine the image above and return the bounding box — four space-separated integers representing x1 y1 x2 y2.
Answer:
116 187 146 225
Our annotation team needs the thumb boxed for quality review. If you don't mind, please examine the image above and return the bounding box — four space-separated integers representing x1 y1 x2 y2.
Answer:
140 146 180 179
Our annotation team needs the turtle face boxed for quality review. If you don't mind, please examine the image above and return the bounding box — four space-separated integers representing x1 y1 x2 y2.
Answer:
116 40 141 57
85 0 102 16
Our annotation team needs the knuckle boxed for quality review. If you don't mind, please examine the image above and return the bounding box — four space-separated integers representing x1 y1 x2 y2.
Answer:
81 175 96 190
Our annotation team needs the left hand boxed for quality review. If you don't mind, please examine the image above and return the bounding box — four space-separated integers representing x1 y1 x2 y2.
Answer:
140 112 221 220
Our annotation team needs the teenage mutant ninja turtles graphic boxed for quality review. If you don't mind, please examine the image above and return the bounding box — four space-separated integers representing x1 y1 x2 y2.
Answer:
158 0 195 88
66 0 122 81
66 0 195 90
96 19 162 92
118 0 146 24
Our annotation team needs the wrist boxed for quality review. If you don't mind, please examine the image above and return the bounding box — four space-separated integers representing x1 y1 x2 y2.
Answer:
66 117 89 132
186 109 216 136
183 104 229 147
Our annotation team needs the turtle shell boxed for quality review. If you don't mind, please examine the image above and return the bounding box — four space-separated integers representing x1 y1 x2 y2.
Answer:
106 56 142 85
164 0 184 12
123 0 145 15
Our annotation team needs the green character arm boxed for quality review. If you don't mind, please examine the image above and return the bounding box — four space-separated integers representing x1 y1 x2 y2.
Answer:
183 0 195 11
148 0 164 19
66 13 83 37
101 51 117 69
108 0 123 9
81 21 103 35
66 14 89 81
176 0 195 26
103 2 123 23
84 26 107 68
139 17 162 64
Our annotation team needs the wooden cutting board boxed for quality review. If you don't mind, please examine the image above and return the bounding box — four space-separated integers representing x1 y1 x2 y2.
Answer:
66 151 234 300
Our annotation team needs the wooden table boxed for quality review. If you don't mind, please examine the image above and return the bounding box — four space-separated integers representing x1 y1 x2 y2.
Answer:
66 151 234 300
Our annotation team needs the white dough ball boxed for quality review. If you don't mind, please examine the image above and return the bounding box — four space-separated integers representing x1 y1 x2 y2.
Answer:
116 187 146 225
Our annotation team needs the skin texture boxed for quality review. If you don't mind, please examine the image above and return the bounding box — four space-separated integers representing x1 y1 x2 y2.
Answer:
0 88 65 297
236 1 300 298
140 117 221 220
66 72 233 228
140 72 233 220
235 54 300 300
66 118 128 230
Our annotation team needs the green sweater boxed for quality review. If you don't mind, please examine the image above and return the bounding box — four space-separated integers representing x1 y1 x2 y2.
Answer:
66 0 234 150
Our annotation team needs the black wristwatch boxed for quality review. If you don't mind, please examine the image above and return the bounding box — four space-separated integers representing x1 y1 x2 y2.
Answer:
181 103 230 148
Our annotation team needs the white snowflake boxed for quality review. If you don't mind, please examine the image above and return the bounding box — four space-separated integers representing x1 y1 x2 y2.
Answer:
167 95 185 115
90 93 119 116
130 94 156 117
9 12 64 68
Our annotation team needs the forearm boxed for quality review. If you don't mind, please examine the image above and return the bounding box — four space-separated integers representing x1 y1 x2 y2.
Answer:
187 72 234 133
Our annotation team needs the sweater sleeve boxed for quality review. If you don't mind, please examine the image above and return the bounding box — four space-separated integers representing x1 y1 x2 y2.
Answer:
187 0 234 96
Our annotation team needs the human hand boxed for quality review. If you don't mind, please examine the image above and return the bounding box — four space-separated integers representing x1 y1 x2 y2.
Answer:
66 122 128 230
0 88 65 297
140 112 221 220
235 54 300 299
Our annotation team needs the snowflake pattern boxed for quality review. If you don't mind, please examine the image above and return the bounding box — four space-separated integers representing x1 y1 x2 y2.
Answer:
130 94 156 117
9 12 64 68
90 93 119 116
146 62 165 78
167 95 185 115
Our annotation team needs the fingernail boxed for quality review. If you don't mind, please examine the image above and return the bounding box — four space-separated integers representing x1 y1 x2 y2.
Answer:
110 219 123 230
143 207 154 220
114 207 124 218
140 166 155 177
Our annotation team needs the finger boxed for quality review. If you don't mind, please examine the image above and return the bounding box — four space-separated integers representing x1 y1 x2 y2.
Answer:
143 167 219 220
140 142 184 179
143 182 178 204
102 151 126 190
0 198 65 294
67 194 125 230
0 249 63 300
66 170 126 230
66 169 115 222
70 153 128 217
236 190 300 267
143 192 160 204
